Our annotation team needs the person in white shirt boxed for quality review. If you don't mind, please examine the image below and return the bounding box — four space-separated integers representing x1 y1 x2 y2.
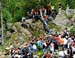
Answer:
63 37 68 49
64 48 69 58
58 48 65 58
32 44 37 53
73 54 75 58
67 37 73 48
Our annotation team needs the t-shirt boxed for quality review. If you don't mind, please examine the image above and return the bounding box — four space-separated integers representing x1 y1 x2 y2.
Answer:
72 46 75 53
43 42 47 47
33 44 37 50
64 50 68 55
37 41 42 46
63 38 68 45
58 51 65 57
73 54 75 58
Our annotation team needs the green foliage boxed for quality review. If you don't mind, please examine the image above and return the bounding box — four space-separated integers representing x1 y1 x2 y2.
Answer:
3 8 12 22
1 0 41 22
36 50 43 58
50 0 59 11
1 0 75 22
68 0 75 9
24 0 40 15
70 26 75 36
34 31 41 37
40 0 50 6
61 0 67 10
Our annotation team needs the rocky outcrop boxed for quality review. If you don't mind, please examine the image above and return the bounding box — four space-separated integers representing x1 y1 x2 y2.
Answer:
53 11 69 29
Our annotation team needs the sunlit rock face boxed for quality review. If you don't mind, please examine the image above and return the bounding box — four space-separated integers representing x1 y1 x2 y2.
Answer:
53 10 69 29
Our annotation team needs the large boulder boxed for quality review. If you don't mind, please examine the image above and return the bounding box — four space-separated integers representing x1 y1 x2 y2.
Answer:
53 11 69 29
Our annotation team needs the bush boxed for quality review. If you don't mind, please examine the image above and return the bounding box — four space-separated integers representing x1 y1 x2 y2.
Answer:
70 26 75 36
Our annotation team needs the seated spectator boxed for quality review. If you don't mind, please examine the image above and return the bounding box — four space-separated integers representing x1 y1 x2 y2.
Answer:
34 11 40 21
27 11 33 19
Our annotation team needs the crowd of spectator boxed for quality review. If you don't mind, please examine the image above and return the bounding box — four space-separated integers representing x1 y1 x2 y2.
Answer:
4 6 75 58
4 27 75 58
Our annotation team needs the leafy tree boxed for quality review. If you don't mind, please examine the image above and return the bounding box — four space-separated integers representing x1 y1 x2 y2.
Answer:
70 0 75 9
70 26 75 36
1 0 41 22
66 0 75 9
50 0 59 11
2 0 17 22
3 8 12 22
61 0 67 10
1 0 75 23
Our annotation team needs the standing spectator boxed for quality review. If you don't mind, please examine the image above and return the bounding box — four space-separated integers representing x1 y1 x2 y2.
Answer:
43 41 47 54
43 19 51 34
20 43 29 58
27 11 33 19
58 48 65 58
43 15 49 24
50 42 54 54
64 48 70 58
63 37 68 49
36 39 43 50
71 41 75 57
32 43 37 53
73 55 75 58
51 9 57 19
43 51 51 58
10 48 15 58
29 41 34 53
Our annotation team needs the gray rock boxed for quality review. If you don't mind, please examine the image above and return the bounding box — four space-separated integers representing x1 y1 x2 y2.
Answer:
53 13 69 29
